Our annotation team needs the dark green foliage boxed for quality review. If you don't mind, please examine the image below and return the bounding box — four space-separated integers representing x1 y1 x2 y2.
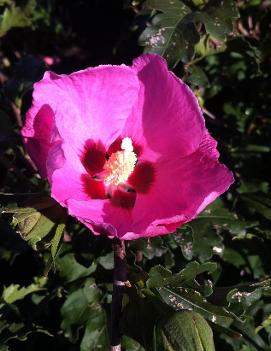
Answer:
1 0 271 350
157 311 215 351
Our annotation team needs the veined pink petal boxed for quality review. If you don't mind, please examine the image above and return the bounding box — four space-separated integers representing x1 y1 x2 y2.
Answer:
23 64 140 207
120 132 234 239
66 198 118 238
31 67 139 152
22 104 61 177
122 54 205 163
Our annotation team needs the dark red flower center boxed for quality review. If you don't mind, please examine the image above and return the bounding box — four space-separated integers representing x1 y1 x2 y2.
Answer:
81 137 155 209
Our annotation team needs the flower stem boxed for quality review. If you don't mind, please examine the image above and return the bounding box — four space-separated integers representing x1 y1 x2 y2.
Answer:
110 239 127 350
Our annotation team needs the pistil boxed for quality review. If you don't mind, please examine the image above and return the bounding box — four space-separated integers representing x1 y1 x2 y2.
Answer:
104 137 137 186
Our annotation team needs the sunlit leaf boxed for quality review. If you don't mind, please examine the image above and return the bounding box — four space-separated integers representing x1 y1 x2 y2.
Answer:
147 261 217 291
158 311 215 351
2 196 67 250
139 0 198 67
2 277 46 304
0 0 36 37
158 286 236 327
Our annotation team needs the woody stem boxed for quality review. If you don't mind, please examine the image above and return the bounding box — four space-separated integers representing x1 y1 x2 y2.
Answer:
110 239 127 350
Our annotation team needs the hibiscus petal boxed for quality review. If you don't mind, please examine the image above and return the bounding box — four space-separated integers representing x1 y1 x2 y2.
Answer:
122 132 234 239
122 54 205 162
25 65 140 207
30 66 139 155
50 162 90 205
66 198 118 237
22 104 60 177
67 198 134 239
61 134 233 240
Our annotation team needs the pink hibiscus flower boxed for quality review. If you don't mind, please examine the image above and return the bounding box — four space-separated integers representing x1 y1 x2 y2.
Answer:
22 54 234 240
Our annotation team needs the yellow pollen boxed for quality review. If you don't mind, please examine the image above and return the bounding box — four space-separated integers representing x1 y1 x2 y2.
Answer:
104 137 137 186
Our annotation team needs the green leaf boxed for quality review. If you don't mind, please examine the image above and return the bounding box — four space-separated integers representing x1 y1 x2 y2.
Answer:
195 34 226 58
174 226 194 260
25 214 56 248
147 265 172 288
51 223 65 263
186 65 209 86
196 0 239 40
240 194 271 221
158 311 215 351
223 248 247 269
2 277 46 304
61 278 101 340
147 261 217 290
131 236 167 259
97 252 114 270
158 286 235 328
57 252 97 283
139 0 199 67
80 309 109 351
0 0 37 37
174 199 254 262
122 335 145 351
255 314 271 334
227 280 271 312
2 196 67 250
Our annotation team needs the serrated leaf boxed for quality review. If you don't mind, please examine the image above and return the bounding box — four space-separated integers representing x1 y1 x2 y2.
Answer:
57 252 97 283
2 277 46 304
227 280 271 311
4 207 41 234
158 311 215 351
2 197 67 250
158 286 236 327
175 199 254 262
139 0 199 67
147 261 217 290
25 214 56 248
131 236 167 259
